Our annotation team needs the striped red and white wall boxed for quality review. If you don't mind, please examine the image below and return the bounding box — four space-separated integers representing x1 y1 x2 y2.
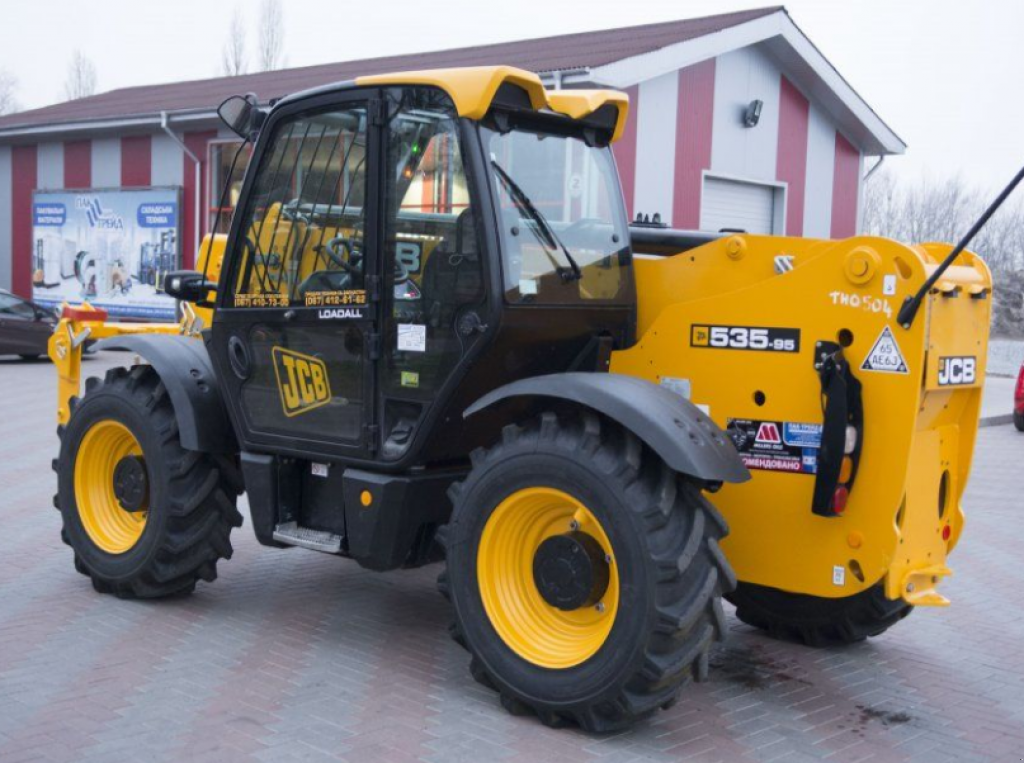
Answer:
0 129 223 295
612 45 863 239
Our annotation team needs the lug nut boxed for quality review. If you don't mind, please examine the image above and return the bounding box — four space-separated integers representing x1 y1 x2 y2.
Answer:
569 520 579 531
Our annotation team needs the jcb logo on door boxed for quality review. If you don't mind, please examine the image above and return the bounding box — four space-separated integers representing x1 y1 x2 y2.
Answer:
937 356 977 386
272 347 331 417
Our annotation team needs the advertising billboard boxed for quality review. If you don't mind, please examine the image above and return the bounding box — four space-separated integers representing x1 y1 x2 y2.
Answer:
31 187 181 320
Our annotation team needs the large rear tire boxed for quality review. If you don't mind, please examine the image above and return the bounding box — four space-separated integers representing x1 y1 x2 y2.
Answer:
439 411 734 732
727 582 912 647
54 365 243 598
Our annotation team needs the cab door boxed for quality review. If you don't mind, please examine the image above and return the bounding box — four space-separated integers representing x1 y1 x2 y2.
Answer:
211 91 383 461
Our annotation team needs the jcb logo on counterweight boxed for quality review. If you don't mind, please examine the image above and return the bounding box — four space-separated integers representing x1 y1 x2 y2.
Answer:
938 356 977 386
272 347 331 417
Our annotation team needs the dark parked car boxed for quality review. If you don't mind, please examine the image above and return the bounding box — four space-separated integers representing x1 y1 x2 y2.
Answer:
1015 360 1024 432
0 289 57 360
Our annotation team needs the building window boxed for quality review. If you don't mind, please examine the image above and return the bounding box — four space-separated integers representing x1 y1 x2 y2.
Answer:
208 140 254 233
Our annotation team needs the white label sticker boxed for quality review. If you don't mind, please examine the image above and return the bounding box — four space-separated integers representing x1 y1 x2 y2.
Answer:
311 462 329 477
833 565 846 586
861 326 908 374
883 274 897 296
397 324 426 353
519 279 538 296
659 377 692 399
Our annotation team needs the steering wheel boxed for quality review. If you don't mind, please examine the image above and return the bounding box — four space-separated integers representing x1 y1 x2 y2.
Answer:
323 236 363 274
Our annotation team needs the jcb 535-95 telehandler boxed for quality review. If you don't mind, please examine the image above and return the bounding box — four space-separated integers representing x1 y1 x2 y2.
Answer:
49 66 999 732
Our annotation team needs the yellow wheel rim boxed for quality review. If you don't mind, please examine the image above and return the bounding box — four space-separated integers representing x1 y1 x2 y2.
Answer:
73 420 148 554
477 487 619 669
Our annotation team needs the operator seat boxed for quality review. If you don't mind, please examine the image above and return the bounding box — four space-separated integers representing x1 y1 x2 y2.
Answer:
420 208 484 328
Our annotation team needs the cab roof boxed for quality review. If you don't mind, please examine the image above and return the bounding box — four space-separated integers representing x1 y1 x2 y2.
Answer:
355 66 629 143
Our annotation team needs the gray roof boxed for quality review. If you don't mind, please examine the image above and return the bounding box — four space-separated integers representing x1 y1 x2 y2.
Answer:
0 8 780 131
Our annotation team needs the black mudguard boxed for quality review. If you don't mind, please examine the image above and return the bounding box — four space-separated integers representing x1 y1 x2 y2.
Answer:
465 372 749 485
95 335 236 453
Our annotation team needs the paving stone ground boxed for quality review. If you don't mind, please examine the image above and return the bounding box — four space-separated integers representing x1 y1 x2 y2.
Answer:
1 351 1023 762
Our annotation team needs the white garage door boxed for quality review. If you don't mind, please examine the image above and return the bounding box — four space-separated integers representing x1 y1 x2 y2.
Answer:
701 177 778 234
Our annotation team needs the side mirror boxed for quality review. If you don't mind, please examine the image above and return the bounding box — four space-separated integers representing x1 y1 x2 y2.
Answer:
217 93 259 139
164 270 217 305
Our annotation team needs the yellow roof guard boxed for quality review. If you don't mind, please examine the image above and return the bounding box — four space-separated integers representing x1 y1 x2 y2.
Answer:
356 66 630 144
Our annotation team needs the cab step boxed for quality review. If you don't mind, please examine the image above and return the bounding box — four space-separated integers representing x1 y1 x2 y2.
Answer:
272 522 343 554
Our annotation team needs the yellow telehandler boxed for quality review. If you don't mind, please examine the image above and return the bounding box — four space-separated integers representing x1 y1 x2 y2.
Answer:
49 66 998 732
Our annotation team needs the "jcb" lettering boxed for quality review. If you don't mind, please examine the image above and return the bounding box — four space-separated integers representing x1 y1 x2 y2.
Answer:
937 356 976 387
272 347 331 416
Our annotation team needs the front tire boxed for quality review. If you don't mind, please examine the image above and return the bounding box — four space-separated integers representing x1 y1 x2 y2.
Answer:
1014 411 1024 432
440 411 734 732
727 582 912 647
54 365 243 598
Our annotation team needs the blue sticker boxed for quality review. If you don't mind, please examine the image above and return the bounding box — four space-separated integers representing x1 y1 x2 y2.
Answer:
783 422 823 449
137 202 177 228
801 448 819 474
33 203 66 226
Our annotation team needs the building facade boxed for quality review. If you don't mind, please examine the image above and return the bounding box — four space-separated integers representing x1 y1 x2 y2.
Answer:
0 7 904 314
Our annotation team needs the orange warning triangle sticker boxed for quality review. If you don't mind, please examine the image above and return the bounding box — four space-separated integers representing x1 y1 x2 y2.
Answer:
861 326 908 374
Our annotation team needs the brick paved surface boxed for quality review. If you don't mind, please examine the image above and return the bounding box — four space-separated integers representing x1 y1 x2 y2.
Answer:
1 351 1023 762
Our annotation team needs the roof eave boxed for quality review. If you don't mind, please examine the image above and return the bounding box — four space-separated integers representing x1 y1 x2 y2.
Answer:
586 10 906 157
0 108 220 143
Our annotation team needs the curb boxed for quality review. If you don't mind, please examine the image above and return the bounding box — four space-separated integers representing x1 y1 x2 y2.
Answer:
979 414 1014 428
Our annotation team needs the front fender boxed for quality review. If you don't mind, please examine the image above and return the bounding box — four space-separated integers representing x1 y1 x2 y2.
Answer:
465 372 749 484
95 335 236 453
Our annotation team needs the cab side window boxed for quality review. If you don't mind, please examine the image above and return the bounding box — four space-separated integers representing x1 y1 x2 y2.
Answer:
383 90 483 401
229 105 369 308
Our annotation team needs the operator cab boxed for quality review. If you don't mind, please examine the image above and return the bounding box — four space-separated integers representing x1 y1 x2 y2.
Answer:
203 68 635 472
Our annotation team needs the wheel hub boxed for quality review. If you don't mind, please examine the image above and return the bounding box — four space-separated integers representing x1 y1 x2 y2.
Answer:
532 531 610 611
112 456 149 512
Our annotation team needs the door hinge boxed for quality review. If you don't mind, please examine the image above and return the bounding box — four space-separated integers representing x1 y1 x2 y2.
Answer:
370 98 388 127
366 274 381 303
367 331 381 361
365 424 380 452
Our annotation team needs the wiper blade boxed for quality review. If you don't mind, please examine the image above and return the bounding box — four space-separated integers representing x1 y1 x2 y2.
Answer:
491 160 582 282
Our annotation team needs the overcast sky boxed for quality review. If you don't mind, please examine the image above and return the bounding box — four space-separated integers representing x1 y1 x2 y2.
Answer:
2 0 1022 192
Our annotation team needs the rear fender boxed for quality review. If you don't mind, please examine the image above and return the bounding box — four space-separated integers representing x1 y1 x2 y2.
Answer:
464 372 749 485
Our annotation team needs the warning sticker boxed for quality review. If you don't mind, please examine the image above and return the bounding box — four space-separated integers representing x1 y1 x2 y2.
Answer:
861 326 908 374
726 418 822 475
397 324 427 353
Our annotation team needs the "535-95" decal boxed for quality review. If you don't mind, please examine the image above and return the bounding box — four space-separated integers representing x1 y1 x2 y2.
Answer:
691 324 801 353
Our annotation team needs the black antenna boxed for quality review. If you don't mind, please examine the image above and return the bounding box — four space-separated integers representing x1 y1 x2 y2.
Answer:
897 162 1024 329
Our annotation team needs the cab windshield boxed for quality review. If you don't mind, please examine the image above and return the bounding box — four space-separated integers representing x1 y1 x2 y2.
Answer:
482 126 632 305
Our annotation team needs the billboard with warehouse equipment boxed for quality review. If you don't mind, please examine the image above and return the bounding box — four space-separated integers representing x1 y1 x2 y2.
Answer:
31 188 181 319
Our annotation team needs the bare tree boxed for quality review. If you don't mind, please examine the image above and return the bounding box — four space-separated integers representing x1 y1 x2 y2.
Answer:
221 7 248 77
256 0 285 72
863 170 1024 276
0 69 19 116
864 170 1024 335
64 50 98 101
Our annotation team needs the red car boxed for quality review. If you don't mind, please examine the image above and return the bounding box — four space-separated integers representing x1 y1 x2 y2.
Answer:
1016 360 1024 432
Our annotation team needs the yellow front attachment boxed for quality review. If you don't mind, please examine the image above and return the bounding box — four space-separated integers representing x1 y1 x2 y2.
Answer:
477 488 619 669
612 234 991 606
73 420 148 554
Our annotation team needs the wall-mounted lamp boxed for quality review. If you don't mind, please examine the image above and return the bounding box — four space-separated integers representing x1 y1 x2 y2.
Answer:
743 99 763 128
